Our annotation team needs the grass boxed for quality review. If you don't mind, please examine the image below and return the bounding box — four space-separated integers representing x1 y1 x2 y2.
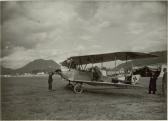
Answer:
1 75 167 120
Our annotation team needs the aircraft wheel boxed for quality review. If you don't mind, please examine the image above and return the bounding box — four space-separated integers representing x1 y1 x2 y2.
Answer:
73 83 83 94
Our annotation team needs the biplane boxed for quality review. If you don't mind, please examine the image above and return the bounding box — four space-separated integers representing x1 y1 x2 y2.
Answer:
55 52 157 94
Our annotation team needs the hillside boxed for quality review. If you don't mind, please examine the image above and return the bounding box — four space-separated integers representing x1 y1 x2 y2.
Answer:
1 66 14 75
1 51 167 75
113 50 167 70
1 59 60 75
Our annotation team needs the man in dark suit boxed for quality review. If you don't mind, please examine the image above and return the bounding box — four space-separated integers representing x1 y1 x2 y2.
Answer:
162 68 167 97
48 72 54 91
149 71 159 94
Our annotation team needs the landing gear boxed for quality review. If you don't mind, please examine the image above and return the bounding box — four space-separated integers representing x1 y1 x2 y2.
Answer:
65 80 83 94
73 83 83 94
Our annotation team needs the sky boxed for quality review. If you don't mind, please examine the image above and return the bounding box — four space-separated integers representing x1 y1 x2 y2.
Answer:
1 1 167 69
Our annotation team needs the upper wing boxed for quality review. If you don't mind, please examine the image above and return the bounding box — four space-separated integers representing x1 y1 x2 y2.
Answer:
61 52 157 66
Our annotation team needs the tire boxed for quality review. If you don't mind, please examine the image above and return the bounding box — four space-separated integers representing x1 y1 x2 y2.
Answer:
73 83 83 94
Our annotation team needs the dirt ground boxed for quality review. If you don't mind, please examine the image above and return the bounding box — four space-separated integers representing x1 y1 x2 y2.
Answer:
1 75 167 120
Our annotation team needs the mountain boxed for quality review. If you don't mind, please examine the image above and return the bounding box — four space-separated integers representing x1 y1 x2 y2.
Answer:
1 66 14 75
113 50 167 70
1 59 60 75
1 51 167 75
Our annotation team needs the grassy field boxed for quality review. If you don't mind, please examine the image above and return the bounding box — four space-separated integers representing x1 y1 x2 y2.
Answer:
1 75 167 120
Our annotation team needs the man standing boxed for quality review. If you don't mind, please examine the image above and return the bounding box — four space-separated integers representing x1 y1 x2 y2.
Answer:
48 72 54 91
92 66 102 81
149 71 158 94
162 68 167 97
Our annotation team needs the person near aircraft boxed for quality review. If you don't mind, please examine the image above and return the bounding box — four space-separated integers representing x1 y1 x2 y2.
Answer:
125 71 133 84
148 71 159 94
162 68 167 97
92 66 102 81
48 72 54 91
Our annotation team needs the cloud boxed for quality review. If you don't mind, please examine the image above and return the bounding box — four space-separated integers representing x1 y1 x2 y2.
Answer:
1 1 167 69
2 1 77 54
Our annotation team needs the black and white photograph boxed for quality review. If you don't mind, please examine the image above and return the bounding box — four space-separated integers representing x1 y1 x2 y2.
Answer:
0 0 167 120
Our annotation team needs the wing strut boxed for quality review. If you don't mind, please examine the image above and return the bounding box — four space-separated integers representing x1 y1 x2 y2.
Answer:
114 56 117 75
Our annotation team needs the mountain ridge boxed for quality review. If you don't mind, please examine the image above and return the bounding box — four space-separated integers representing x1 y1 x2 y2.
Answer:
1 59 60 75
1 50 167 75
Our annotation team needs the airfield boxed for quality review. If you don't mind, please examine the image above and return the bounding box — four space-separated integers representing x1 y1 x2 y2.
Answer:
1 75 167 120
